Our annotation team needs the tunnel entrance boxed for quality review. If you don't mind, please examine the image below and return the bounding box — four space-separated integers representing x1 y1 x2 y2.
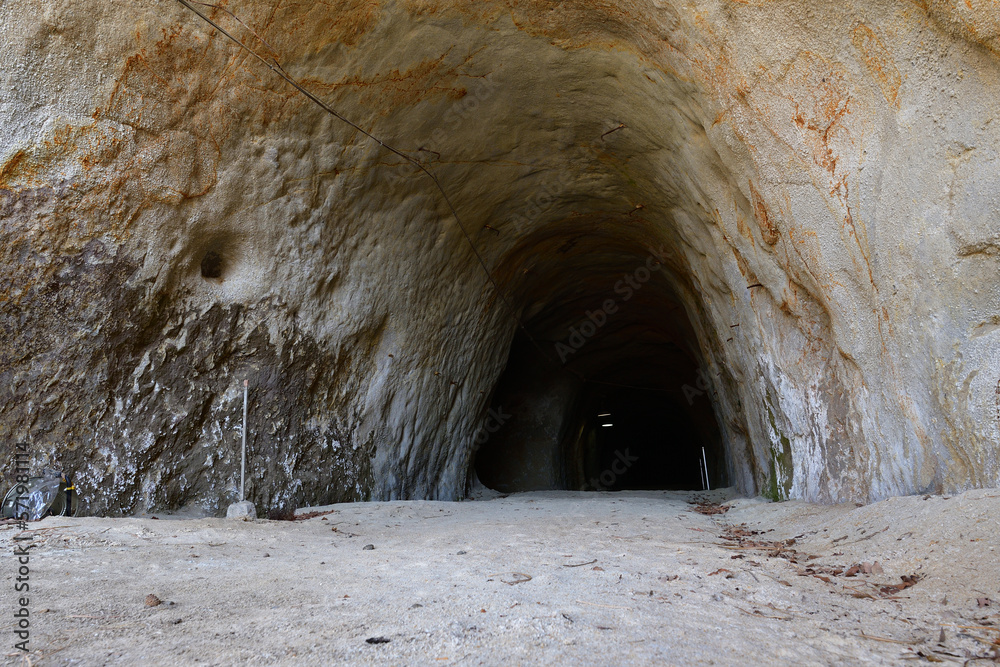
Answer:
471 241 729 495
473 329 726 494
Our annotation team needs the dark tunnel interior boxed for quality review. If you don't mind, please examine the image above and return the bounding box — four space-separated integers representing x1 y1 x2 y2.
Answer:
470 234 730 494
573 387 711 491
473 307 727 494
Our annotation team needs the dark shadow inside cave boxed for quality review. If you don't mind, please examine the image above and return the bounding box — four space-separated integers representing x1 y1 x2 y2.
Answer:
470 239 731 495
473 327 727 494
571 386 712 491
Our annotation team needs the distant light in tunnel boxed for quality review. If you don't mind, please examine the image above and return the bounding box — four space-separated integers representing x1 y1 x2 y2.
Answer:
601 423 613 428
598 413 611 417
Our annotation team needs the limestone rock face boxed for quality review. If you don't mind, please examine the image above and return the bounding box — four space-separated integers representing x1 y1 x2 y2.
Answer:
2 0 998 514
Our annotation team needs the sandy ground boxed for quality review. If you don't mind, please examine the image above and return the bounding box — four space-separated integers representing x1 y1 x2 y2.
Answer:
2 488 999 666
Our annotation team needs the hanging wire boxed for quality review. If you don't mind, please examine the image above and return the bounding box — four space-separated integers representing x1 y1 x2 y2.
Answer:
173 0 677 395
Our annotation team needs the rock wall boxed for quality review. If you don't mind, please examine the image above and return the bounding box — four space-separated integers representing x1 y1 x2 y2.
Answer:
1 0 998 514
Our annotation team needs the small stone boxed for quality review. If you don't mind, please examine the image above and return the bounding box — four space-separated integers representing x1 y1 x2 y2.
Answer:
145 594 162 607
457 550 467 555
363 544 375 550
365 636 390 644
226 501 257 520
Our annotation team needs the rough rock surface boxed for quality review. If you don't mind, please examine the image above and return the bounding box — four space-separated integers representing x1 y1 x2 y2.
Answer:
2 0 999 513
225 500 257 520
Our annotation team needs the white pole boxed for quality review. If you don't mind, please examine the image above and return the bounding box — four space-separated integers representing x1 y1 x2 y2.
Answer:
241 380 248 502
701 447 710 491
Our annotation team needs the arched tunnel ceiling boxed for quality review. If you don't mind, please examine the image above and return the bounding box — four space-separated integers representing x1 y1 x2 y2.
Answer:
2 0 999 514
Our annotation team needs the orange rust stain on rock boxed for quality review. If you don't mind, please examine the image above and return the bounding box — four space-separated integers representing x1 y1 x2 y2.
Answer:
778 53 874 293
4 0 455 264
0 150 30 189
736 209 755 242
1 122 97 191
503 0 668 55
851 24 902 109
402 0 505 25
243 0 382 56
305 49 479 112
786 53 853 178
748 180 779 245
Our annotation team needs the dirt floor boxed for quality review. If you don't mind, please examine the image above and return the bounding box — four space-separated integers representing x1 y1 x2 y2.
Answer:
2 488 999 665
